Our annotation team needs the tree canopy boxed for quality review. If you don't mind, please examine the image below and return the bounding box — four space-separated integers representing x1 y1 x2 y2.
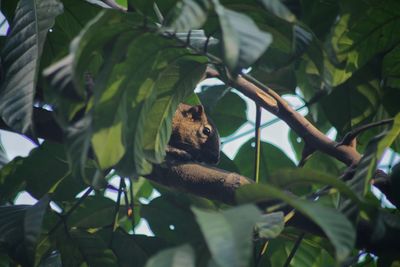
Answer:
0 0 400 266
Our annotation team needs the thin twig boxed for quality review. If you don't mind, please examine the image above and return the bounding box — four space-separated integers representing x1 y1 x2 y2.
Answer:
254 105 262 183
337 118 394 146
48 187 93 235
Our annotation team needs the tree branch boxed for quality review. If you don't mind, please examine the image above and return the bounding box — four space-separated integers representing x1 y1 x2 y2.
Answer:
206 67 362 166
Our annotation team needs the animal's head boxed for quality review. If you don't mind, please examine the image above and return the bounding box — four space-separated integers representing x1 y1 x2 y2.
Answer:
169 103 220 164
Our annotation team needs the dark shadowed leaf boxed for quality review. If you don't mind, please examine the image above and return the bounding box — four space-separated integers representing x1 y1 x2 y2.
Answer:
70 229 118 267
234 139 295 182
24 195 50 265
0 0 63 133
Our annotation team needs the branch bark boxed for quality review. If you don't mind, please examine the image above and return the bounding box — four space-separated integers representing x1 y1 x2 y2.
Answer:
206 67 362 166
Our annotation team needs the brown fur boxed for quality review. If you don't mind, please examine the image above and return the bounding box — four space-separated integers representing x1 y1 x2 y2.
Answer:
167 103 220 164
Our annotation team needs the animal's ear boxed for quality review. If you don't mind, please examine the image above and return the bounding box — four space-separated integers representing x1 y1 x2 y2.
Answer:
187 105 204 120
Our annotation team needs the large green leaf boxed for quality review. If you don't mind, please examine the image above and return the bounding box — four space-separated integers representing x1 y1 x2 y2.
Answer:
0 205 28 257
0 0 63 133
331 0 400 85
321 67 381 134
270 169 361 204
100 230 170 267
0 142 85 202
192 204 261 267
141 194 204 244
145 244 195 267
382 44 400 90
236 184 356 261
234 139 295 183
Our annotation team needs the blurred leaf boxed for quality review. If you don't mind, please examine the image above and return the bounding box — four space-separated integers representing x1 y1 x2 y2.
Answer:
260 0 295 22
145 244 195 267
237 184 356 261
0 137 8 168
0 0 63 133
24 195 50 265
234 139 295 182
255 212 284 239
167 0 209 31
192 204 261 267
214 2 273 71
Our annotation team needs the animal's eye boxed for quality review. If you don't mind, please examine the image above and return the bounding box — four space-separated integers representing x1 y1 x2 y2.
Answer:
203 126 211 136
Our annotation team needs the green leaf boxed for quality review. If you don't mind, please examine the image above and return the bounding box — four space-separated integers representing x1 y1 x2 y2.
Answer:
70 229 118 267
255 212 284 239
0 0 63 133
270 169 361 204
46 11 207 175
192 204 261 267
383 44 400 89
331 1 400 84
199 85 247 137
234 139 295 183
214 2 273 71
24 195 50 265
321 68 381 134
168 0 209 31
145 244 195 267
236 184 356 261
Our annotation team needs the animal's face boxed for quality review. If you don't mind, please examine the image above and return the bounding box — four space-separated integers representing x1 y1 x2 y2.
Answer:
169 104 220 164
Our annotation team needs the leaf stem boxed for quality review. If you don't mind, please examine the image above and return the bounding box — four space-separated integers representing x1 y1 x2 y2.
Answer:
283 232 305 267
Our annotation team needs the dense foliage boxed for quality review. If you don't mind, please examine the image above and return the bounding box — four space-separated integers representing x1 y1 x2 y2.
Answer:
0 0 399 266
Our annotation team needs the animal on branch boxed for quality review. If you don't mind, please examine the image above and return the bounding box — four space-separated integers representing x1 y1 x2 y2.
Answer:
166 103 220 164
